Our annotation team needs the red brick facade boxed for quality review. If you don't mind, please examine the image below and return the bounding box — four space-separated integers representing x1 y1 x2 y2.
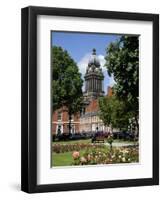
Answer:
85 87 112 114
52 107 80 135
52 87 113 135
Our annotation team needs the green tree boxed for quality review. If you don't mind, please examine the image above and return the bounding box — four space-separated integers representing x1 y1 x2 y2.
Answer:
52 46 83 135
99 95 131 131
105 36 139 133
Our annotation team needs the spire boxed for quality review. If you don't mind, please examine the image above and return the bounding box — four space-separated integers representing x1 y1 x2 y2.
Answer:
92 48 96 55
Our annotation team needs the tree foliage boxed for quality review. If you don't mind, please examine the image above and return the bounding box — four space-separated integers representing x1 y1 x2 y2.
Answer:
99 95 132 130
52 46 84 134
105 36 138 105
104 36 139 132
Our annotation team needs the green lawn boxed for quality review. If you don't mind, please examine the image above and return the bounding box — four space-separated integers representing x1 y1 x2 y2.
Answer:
113 139 137 143
52 152 73 166
52 150 85 167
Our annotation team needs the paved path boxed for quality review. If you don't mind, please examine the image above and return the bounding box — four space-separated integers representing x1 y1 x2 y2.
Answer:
104 142 138 147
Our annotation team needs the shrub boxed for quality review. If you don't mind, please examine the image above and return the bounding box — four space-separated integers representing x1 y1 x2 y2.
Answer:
72 146 139 165
52 143 104 153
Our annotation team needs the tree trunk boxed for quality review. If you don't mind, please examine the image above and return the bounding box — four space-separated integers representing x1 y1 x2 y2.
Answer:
134 115 139 140
68 112 72 136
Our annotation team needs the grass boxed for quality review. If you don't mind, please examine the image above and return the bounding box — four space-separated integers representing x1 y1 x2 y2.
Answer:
52 152 73 166
113 139 137 143
52 150 85 167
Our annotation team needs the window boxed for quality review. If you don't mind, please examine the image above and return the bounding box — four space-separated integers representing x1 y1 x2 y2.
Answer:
57 111 62 121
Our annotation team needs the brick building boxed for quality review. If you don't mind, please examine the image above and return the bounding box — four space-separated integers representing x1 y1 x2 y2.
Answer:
52 107 80 135
80 86 112 133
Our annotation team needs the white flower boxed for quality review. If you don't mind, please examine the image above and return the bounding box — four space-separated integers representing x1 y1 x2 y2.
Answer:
80 156 87 163
122 157 126 162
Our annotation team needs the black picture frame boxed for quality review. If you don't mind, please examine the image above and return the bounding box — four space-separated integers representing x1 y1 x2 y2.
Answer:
21 6 159 193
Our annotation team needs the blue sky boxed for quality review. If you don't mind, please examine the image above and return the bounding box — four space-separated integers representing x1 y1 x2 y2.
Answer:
52 31 120 94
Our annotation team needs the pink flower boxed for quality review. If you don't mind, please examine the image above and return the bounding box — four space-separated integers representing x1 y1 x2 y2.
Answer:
72 151 80 159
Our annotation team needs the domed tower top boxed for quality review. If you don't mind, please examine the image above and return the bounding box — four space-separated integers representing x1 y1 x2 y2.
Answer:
84 49 104 100
88 48 100 67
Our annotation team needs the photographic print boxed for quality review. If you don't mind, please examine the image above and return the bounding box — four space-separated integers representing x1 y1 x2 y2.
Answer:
51 31 139 167
21 6 159 193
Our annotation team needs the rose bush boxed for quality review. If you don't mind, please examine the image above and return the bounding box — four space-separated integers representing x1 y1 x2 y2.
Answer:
72 146 139 165
72 151 80 159
52 143 104 153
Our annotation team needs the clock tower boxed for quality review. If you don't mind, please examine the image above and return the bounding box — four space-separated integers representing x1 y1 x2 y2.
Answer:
84 48 104 101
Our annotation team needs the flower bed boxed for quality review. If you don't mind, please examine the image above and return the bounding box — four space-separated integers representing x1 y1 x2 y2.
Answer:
52 142 139 165
52 143 104 153
72 146 139 165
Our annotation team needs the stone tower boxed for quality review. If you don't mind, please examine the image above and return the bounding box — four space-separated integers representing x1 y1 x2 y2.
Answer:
84 48 104 101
